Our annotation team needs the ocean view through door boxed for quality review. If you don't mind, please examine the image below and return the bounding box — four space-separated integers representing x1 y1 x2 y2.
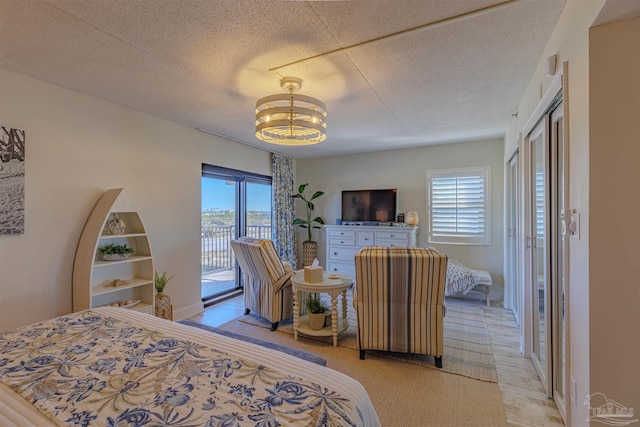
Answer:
201 165 272 303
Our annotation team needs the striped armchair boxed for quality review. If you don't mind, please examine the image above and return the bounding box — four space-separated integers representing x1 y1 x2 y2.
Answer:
230 237 294 331
354 246 448 367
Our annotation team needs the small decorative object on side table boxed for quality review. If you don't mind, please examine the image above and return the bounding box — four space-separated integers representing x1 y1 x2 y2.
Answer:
154 270 175 320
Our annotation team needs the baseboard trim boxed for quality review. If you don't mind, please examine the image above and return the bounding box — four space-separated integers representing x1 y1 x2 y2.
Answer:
174 301 204 321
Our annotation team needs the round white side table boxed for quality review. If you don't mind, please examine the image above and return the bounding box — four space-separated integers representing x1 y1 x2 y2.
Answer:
291 272 352 347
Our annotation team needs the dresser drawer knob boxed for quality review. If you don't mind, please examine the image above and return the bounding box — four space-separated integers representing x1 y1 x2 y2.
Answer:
340 241 344 244
334 252 338 255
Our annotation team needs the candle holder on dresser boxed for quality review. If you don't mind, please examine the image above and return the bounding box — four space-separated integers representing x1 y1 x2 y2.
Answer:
406 211 419 226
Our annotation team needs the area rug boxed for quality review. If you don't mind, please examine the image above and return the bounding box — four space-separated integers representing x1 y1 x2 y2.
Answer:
177 320 327 366
235 293 498 383
216 297 507 426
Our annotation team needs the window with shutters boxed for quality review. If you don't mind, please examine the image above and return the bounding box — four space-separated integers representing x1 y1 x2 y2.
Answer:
427 167 491 245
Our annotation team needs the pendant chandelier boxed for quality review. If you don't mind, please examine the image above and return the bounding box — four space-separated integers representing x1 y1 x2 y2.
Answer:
255 77 327 146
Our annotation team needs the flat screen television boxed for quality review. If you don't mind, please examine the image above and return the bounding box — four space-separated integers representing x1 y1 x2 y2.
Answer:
341 189 397 223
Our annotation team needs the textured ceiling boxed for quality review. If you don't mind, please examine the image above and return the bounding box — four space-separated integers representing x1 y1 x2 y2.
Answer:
593 0 640 26
0 0 568 159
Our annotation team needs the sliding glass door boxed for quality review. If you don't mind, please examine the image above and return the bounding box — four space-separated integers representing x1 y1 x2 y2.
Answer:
201 165 272 302
246 181 272 240
201 176 239 299
550 102 567 419
528 118 550 393
523 89 567 422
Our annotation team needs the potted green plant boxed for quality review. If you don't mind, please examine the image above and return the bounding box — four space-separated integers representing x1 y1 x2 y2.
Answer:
154 271 174 293
292 183 325 267
305 294 329 330
98 243 134 261
155 271 175 320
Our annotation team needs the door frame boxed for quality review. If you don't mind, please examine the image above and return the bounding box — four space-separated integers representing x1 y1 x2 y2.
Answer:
504 149 521 326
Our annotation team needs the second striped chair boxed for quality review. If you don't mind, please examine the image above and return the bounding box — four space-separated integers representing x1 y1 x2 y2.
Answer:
354 246 448 367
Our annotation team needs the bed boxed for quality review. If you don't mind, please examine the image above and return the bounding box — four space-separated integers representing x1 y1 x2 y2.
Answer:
0 307 380 426
445 259 493 306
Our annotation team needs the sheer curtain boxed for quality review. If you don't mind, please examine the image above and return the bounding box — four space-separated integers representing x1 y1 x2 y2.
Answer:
271 153 297 269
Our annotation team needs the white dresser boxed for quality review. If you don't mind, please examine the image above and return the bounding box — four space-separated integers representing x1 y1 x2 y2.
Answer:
324 225 419 279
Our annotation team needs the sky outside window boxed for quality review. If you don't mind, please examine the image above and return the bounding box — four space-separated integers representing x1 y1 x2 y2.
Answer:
202 179 271 212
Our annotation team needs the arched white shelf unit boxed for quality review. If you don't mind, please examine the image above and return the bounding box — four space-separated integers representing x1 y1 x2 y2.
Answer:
73 188 155 315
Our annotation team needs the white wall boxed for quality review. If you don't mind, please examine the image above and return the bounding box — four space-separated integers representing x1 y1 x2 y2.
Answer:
503 1 609 425
296 138 505 299
589 16 640 423
0 69 272 331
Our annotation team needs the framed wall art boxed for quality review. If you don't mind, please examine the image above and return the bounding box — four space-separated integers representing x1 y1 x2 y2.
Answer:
0 126 25 235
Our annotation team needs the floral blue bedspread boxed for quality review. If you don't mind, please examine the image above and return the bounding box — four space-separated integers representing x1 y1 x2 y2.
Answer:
0 310 363 426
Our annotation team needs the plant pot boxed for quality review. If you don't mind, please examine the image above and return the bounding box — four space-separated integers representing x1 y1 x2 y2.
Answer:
302 241 317 267
100 253 131 261
308 312 326 330
155 292 172 320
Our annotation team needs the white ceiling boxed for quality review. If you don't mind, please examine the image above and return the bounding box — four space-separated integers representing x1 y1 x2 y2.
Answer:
0 0 571 159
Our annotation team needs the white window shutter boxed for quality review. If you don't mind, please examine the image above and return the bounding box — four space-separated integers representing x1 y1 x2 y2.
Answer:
428 167 491 245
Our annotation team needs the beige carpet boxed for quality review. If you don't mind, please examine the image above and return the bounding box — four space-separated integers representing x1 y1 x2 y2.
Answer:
218 297 507 426
239 293 498 383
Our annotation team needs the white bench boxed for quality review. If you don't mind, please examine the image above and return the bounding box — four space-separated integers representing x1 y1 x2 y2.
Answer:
473 270 493 307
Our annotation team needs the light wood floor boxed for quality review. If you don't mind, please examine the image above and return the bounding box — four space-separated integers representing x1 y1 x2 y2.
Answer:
189 294 564 426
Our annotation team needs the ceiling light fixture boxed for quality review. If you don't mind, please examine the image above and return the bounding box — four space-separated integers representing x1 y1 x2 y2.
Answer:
255 77 326 146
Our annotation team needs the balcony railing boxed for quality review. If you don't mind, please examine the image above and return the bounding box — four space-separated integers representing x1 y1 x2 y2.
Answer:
201 225 272 274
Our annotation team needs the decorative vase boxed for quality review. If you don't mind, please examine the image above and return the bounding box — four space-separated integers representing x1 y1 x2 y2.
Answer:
155 292 172 320
107 213 126 235
308 312 326 330
302 241 317 267
406 211 419 226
